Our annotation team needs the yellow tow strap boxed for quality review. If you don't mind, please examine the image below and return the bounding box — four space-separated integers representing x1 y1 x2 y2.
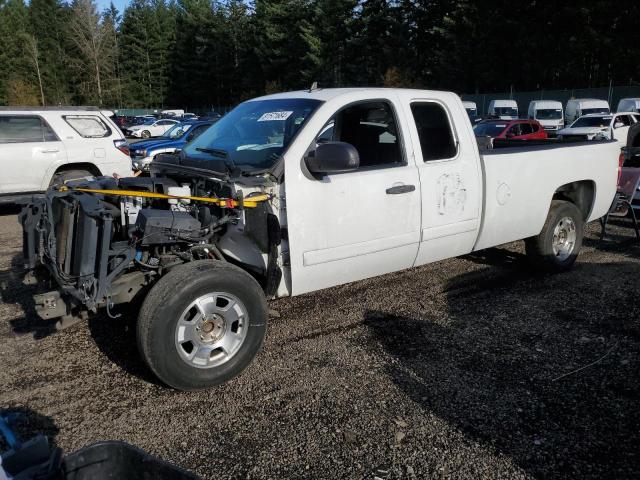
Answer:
59 186 270 209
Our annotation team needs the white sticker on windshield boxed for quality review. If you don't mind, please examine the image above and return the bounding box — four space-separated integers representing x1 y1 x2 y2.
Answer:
258 111 293 122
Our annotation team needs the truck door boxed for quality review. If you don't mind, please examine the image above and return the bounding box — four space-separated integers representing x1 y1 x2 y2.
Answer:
284 97 421 295
402 97 482 264
0 115 67 193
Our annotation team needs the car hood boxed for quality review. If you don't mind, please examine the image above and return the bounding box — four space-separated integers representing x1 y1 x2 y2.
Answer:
129 138 175 151
558 126 609 136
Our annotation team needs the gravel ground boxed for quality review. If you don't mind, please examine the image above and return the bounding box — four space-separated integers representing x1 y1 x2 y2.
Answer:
0 206 639 480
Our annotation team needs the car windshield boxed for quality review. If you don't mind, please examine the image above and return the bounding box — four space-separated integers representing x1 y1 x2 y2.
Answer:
581 107 609 116
162 123 192 139
571 116 612 128
473 122 508 137
183 98 322 170
493 107 518 117
536 108 562 120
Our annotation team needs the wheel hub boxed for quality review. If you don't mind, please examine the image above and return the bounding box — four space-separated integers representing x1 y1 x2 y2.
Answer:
552 216 577 261
198 314 225 343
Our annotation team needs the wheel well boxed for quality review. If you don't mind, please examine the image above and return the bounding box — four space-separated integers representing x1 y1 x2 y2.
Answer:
54 162 102 177
552 180 595 220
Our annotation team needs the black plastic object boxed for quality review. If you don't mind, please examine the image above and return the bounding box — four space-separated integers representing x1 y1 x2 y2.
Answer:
135 209 202 245
62 441 200 480
305 141 360 174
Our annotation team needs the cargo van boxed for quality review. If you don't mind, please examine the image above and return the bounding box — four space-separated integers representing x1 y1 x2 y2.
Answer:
565 99 609 125
488 99 518 120
616 98 640 114
528 100 564 135
462 101 478 121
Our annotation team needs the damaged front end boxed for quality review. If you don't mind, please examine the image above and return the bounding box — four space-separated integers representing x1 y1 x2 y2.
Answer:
20 164 283 328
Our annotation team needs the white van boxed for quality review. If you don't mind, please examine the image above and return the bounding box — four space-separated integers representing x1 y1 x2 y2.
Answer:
565 99 609 125
462 101 478 122
616 98 640 114
528 100 564 135
488 99 518 120
0 107 133 202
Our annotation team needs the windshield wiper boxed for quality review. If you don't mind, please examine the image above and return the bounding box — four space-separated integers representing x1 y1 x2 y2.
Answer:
196 147 229 158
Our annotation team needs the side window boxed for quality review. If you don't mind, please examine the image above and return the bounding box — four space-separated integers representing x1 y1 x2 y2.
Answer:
617 115 632 126
520 123 533 135
65 115 111 138
410 102 457 161
507 124 522 137
0 115 58 143
317 101 403 168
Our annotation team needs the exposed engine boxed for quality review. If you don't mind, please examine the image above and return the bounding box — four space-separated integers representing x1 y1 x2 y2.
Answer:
21 166 282 322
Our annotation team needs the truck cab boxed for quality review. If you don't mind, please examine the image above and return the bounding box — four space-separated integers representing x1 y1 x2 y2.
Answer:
528 100 564 136
565 98 610 125
488 99 518 120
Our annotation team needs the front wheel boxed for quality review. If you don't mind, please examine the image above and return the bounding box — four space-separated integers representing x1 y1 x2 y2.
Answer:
525 200 584 272
137 260 268 390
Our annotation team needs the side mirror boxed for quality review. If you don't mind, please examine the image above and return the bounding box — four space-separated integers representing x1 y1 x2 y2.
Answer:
614 122 624 129
305 141 359 175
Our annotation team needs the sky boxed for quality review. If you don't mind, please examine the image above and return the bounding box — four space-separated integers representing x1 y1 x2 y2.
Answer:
96 0 129 14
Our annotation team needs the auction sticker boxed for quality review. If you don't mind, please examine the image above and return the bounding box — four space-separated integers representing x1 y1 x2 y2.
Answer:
258 111 293 122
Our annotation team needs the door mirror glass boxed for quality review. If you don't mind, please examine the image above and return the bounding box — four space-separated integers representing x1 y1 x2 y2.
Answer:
305 141 359 174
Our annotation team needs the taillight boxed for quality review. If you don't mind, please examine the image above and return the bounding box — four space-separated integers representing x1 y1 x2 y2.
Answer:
617 151 625 186
114 139 130 157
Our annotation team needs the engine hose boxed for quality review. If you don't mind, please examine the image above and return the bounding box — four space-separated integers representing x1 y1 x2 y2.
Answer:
58 186 270 209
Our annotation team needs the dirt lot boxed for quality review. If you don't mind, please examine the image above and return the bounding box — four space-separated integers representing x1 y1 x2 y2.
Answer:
0 207 638 480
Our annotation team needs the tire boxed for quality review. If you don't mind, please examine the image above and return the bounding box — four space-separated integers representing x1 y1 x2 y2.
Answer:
49 169 93 187
525 200 584 273
137 260 268 390
141 130 151 139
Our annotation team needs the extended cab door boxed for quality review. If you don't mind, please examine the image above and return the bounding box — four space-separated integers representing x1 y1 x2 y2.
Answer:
0 114 67 193
284 94 421 295
399 93 482 264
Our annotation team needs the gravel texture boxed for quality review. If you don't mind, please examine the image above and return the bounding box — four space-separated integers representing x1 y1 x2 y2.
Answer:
0 206 639 480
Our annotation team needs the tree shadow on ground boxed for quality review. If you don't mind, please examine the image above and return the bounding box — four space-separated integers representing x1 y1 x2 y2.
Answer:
364 254 640 479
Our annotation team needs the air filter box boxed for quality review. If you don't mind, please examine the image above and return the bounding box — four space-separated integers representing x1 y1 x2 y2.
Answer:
135 209 201 244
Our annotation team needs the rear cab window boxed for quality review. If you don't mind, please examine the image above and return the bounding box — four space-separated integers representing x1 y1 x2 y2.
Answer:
64 115 111 138
410 102 457 161
0 115 59 143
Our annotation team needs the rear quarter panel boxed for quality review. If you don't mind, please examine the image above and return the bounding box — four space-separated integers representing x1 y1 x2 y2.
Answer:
473 141 619 251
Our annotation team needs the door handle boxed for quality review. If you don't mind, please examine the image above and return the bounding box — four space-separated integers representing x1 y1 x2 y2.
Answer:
41 148 59 153
386 184 415 195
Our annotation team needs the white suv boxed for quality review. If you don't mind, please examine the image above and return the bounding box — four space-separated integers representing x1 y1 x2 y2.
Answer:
0 108 133 202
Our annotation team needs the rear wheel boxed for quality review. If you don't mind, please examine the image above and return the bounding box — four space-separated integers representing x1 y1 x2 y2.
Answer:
525 200 584 272
49 169 93 187
137 260 268 390
141 130 151 139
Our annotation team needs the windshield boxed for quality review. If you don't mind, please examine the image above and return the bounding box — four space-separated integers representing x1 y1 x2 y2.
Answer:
183 98 322 170
571 116 612 128
582 107 609 116
473 122 508 137
493 107 518 117
536 108 562 120
162 123 192 139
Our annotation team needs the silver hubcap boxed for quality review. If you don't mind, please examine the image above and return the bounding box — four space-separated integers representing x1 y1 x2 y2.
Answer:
175 292 249 369
552 216 577 261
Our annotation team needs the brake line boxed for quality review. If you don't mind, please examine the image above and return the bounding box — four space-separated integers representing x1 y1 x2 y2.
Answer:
59 186 270 208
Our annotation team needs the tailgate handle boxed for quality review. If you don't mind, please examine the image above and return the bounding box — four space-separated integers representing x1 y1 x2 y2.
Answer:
386 184 415 195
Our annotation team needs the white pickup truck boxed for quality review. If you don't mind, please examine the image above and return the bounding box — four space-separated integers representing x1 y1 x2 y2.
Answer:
21 88 619 390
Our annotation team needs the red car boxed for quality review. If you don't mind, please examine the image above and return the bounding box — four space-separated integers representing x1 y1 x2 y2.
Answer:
473 119 548 140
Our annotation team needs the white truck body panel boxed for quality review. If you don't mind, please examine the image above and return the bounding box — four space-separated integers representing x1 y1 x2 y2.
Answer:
488 99 518 120
261 88 620 297
527 100 564 132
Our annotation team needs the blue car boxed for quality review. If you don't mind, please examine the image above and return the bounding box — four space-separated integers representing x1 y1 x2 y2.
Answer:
130 121 214 171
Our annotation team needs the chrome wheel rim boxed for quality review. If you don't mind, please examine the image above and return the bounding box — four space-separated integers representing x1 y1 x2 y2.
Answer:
552 216 577 261
174 292 249 369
